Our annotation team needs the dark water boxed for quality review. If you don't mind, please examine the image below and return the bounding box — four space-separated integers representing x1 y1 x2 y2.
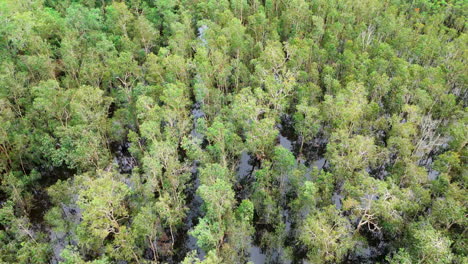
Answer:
175 165 205 262
238 151 255 179
21 110 443 264
245 120 298 264
235 150 268 263
279 133 293 151
277 116 297 153
173 102 206 262
49 204 82 264
30 166 78 264
235 150 259 203
110 141 137 174
249 246 267 263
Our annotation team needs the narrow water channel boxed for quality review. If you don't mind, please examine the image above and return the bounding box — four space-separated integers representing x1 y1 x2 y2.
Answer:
176 24 210 261
177 101 206 261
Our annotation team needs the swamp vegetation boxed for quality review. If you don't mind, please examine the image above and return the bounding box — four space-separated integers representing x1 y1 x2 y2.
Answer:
0 0 467 263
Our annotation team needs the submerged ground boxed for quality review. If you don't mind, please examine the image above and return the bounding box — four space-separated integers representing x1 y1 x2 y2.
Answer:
0 0 467 263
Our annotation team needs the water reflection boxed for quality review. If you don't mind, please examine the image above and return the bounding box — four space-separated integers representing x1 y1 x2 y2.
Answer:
198 25 208 46
191 102 204 142
250 246 267 264
313 157 326 170
279 133 293 151
428 169 439 180
238 151 254 179
111 141 137 174
332 192 343 210
178 102 206 261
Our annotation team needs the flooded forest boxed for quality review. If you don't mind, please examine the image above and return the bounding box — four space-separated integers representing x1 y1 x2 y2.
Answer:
0 0 467 263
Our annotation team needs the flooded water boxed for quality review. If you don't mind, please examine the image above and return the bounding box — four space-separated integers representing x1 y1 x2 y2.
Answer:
313 157 326 170
250 246 267 263
428 169 439 180
279 133 293 151
238 151 254 179
175 101 206 262
49 204 82 264
198 25 208 46
332 192 343 210
176 164 205 261
235 150 266 262
243 120 302 264
111 141 137 174
191 102 205 142
31 111 403 264
125 114 330 263
234 145 268 262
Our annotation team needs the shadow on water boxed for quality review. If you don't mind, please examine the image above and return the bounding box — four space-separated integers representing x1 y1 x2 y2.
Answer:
249 246 267 263
28 165 78 264
235 150 260 202
344 225 389 264
30 165 76 229
110 140 137 174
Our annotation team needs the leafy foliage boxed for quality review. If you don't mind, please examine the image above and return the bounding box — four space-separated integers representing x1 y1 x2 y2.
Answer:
0 0 466 263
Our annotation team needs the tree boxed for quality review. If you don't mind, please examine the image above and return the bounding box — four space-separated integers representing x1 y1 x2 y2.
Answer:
161 82 191 141
205 118 243 168
326 129 378 181
230 87 267 133
76 170 130 253
131 203 163 261
228 199 254 256
105 2 134 38
0 0 467 262
156 192 186 248
252 40 296 112
192 178 235 253
321 81 368 132
60 246 110 264
0 200 50 264
293 101 320 152
168 11 195 57
132 14 159 54
386 248 412 264
271 146 295 192
182 250 222 264
245 117 278 159
409 223 454 264
280 0 310 37
291 181 317 218
299 206 355 263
